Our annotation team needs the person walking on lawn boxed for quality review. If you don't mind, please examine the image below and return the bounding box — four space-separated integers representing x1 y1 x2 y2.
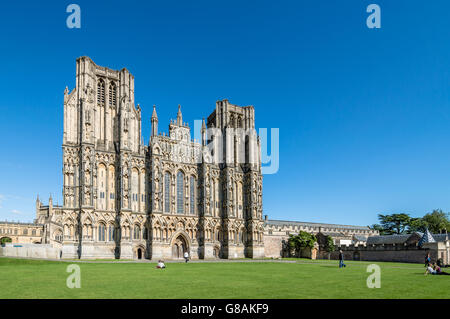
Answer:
339 249 346 268
424 253 431 267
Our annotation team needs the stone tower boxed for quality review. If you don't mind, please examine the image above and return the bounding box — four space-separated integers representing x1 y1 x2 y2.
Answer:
62 56 145 259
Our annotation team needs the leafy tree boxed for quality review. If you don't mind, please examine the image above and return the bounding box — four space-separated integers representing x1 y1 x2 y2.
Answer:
323 235 335 259
369 224 390 235
421 209 450 234
377 213 411 235
324 235 335 252
288 231 317 257
373 210 450 235
408 217 427 233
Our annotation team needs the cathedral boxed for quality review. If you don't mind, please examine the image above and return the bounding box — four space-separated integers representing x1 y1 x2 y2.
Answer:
34 56 265 260
0 57 378 261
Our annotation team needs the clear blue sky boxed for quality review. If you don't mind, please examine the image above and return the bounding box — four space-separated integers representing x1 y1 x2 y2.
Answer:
0 1 449 226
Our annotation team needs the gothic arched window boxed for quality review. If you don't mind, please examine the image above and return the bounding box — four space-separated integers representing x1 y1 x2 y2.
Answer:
164 172 171 213
109 82 116 106
54 231 63 242
97 79 105 105
131 168 139 212
108 224 114 242
134 225 140 240
177 171 184 214
98 223 106 241
190 176 195 214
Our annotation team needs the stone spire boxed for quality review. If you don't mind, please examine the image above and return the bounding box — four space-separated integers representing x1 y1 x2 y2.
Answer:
201 118 206 132
49 194 53 211
177 104 183 126
151 105 158 137
35 194 41 210
201 118 206 146
152 104 158 119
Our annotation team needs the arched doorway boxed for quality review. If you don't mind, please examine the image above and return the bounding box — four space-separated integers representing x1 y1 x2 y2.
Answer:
134 246 145 260
172 235 188 259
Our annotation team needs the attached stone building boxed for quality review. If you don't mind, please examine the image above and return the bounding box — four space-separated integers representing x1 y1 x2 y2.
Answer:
0 221 43 244
263 217 378 258
320 232 450 264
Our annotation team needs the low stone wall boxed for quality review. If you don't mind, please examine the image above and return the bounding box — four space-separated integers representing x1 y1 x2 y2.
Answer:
318 244 437 264
0 243 61 259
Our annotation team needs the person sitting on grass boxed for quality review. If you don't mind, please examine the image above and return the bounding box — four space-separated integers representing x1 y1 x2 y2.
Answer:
425 263 436 275
156 260 166 269
432 262 450 276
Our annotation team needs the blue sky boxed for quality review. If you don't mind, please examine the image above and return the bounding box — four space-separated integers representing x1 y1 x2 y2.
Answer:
0 1 449 226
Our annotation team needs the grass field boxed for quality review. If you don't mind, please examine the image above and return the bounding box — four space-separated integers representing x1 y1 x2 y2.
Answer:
0 257 448 299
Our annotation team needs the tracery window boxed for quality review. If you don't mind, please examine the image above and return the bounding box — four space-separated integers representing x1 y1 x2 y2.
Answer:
54 231 63 242
109 82 116 106
108 225 114 242
189 176 195 214
177 171 184 214
97 79 105 105
134 225 141 240
98 224 106 241
164 172 171 213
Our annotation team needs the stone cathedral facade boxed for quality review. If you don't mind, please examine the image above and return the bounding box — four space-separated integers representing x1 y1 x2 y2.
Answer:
37 56 264 259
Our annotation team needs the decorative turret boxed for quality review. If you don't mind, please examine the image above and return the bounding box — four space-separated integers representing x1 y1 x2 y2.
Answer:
151 105 158 137
35 195 41 211
201 118 206 146
177 104 183 126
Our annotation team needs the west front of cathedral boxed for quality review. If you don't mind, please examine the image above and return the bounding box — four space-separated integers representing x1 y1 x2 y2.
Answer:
35 56 265 260
0 57 376 260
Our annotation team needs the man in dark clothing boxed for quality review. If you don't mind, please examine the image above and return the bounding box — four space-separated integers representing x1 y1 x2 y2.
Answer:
424 253 431 267
339 249 346 268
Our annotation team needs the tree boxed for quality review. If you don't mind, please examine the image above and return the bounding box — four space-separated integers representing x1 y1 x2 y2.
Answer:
421 209 450 234
373 209 450 235
288 231 317 257
323 235 335 260
408 217 427 233
377 213 411 235
369 224 390 235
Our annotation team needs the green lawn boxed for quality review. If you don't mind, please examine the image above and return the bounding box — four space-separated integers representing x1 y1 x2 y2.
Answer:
0 257 448 299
